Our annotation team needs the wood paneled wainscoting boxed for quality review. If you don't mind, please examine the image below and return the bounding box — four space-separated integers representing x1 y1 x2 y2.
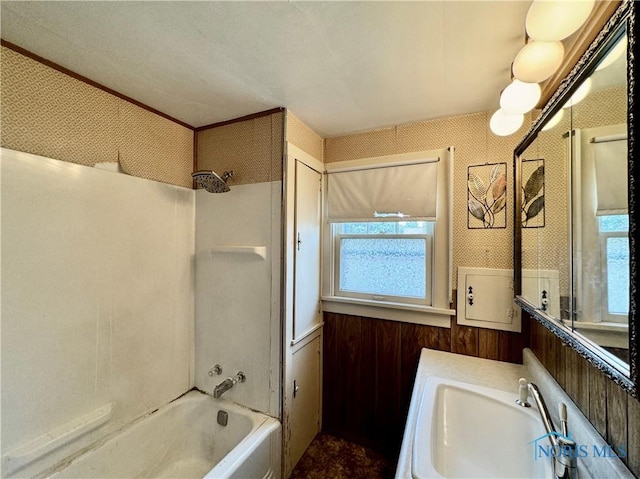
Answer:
322 297 526 461
528 313 640 476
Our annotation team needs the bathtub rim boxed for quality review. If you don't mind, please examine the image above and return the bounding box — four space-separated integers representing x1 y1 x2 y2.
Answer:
42 388 280 479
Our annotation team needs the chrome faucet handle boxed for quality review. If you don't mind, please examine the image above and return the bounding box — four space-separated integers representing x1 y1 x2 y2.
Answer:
516 377 531 407
208 364 222 376
235 371 246 383
559 403 569 437
527 383 578 479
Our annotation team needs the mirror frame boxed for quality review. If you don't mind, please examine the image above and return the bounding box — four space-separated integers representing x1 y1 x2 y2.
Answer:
514 0 638 399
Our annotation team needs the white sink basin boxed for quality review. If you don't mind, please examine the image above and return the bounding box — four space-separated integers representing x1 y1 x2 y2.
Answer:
411 376 553 478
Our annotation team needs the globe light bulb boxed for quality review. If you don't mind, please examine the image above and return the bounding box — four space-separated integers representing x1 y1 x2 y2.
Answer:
563 78 592 109
500 79 542 114
490 109 524 136
541 109 564 131
526 0 595 42
513 41 565 83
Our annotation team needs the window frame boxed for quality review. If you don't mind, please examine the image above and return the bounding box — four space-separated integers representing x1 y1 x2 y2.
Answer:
321 148 454 327
333 230 433 306
599 230 629 323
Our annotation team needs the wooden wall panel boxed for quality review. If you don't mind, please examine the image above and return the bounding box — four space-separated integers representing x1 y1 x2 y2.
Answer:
498 330 523 364
628 396 640 474
337 314 362 441
437 326 452 351
588 362 608 438
374 320 402 458
450 321 479 357
322 311 339 435
322 305 525 462
400 324 448 413
479 329 500 360
528 314 639 477
607 381 628 459
360 318 377 444
555 340 567 391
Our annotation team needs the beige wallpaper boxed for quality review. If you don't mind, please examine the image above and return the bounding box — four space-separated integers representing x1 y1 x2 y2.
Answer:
285 111 324 161
1 45 193 188
325 111 532 289
196 111 284 185
523 85 627 296
118 102 193 187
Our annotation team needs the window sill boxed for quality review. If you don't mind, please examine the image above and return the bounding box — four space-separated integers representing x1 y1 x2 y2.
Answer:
321 296 453 328
561 319 628 333
560 319 628 349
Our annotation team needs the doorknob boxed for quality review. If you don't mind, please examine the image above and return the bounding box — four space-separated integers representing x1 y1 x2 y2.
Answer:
293 380 300 398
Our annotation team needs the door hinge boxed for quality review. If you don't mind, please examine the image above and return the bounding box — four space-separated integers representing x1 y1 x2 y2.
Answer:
297 232 302 251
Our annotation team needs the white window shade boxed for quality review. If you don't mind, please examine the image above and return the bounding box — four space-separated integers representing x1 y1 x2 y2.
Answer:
593 137 628 215
327 161 438 222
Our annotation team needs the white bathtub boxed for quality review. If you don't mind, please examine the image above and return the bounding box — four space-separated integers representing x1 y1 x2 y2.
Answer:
47 391 281 479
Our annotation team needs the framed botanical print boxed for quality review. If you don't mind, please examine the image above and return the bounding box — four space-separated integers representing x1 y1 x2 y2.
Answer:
521 158 545 228
467 162 507 229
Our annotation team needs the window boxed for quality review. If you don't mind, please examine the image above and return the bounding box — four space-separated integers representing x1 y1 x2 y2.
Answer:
322 148 453 324
335 221 433 305
598 215 629 321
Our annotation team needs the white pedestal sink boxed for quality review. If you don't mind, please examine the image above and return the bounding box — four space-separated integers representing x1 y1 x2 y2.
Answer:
411 376 552 478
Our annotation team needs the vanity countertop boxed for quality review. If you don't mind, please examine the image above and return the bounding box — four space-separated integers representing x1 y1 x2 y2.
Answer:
395 348 633 479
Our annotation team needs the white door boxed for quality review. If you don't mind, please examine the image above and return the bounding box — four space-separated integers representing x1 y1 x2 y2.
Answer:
283 144 324 478
293 161 322 339
288 336 322 471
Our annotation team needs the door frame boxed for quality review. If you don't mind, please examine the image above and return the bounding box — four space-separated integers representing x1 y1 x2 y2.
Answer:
282 142 325 477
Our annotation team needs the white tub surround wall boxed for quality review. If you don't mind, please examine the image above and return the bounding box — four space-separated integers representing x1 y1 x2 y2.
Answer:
195 182 281 417
1 149 195 478
396 348 632 479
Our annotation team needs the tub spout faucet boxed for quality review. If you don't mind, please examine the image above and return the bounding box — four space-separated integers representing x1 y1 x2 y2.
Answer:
527 382 578 479
213 371 246 398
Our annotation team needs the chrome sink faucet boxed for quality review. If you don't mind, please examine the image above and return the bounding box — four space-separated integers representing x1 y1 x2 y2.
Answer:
213 371 246 398
526 382 578 479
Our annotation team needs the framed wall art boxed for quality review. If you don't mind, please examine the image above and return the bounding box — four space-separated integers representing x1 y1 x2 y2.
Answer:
521 158 545 228
467 162 507 229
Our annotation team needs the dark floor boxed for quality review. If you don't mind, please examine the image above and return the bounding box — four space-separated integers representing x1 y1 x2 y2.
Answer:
290 433 395 479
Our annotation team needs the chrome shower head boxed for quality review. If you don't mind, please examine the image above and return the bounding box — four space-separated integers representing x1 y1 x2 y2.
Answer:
192 170 233 193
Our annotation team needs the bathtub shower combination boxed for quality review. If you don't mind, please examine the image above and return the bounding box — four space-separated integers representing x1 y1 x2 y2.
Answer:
46 391 281 479
1 150 282 479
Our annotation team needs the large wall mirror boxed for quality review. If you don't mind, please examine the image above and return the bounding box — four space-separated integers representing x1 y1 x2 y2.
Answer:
514 0 638 397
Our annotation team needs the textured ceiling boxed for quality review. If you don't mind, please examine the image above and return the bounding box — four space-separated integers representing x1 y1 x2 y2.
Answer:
1 1 531 136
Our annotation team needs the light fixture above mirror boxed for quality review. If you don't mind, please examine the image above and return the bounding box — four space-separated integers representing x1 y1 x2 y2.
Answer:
514 0 637 398
490 0 596 137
